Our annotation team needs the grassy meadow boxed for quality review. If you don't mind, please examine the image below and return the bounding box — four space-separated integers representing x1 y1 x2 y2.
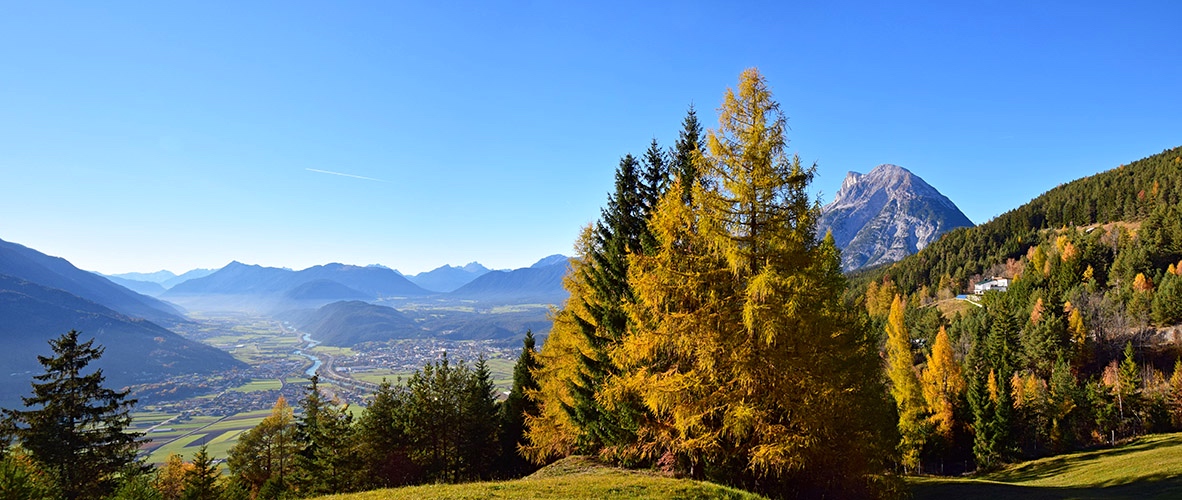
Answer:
315 456 767 500
910 433 1182 499
309 434 1182 500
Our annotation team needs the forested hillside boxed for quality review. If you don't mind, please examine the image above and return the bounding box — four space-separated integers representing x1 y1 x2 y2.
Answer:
857 145 1182 476
855 146 1182 295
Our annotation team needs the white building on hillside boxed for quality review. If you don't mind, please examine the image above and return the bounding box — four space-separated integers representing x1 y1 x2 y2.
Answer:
974 277 1009 295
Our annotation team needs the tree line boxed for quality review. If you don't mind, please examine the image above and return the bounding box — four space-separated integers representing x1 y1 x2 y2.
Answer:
1 329 543 499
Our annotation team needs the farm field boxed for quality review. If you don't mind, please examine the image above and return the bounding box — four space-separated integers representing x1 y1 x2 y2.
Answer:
133 386 283 465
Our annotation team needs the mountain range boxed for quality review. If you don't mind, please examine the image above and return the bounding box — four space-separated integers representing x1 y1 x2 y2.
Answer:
0 238 187 325
448 258 570 304
161 261 432 313
818 164 974 272
0 240 246 408
109 269 216 288
405 262 491 293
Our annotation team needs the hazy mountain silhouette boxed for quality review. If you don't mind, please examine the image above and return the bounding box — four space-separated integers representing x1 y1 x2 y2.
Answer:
162 261 431 312
406 262 490 293
448 257 569 303
103 275 167 296
0 238 186 325
0 274 245 408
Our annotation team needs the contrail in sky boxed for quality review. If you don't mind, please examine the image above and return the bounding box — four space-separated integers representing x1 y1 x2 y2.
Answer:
305 168 385 182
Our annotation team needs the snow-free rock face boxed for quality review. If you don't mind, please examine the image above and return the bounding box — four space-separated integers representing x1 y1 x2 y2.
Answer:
818 164 973 272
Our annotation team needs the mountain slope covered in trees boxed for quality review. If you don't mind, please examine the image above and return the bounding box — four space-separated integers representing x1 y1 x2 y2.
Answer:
855 144 1182 476
0 274 246 408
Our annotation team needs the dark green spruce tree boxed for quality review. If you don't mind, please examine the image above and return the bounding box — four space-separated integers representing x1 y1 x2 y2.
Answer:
498 330 541 477
461 356 500 480
1 330 143 500
564 153 648 453
968 303 1019 468
355 380 415 488
641 139 670 216
563 132 678 460
181 445 221 500
671 104 704 204
293 375 359 495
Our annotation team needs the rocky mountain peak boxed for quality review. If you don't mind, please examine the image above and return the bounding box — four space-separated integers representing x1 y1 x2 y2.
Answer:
819 164 972 272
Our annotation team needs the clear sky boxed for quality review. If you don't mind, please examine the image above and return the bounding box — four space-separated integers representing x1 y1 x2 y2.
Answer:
2 1 1180 275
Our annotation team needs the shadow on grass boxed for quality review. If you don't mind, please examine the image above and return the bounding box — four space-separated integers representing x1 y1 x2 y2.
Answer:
986 434 1182 484
911 474 1182 500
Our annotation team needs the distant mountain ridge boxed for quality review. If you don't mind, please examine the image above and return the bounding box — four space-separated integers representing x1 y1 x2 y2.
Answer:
818 164 973 272
0 270 245 406
448 256 569 303
104 275 167 296
0 238 186 325
106 268 215 289
162 261 432 312
406 262 491 293
110 270 177 284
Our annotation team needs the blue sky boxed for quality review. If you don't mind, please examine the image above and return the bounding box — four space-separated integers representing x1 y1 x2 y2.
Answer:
2 1 1180 275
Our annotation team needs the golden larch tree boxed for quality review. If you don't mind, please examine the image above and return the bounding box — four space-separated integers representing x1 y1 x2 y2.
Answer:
608 68 895 497
886 295 929 470
921 326 964 441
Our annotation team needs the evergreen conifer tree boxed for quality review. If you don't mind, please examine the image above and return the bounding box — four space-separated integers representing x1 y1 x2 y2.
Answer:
671 104 704 204
640 139 670 217
2 330 143 500
461 356 500 480
563 153 651 454
355 380 414 488
181 445 221 500
499 330 541 477
293 375 359 494
1115 341 1142 434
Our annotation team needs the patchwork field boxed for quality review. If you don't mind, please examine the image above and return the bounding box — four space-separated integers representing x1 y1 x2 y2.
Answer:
134 408 275 465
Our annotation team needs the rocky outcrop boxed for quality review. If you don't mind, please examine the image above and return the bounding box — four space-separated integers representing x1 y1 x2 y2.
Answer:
818 164 973 272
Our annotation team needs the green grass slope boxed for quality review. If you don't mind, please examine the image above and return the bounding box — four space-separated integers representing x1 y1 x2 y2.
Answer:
910 433 1182 499
317 456 767 500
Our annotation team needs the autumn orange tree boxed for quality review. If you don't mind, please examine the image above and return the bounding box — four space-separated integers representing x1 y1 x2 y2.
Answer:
604 68 895 497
